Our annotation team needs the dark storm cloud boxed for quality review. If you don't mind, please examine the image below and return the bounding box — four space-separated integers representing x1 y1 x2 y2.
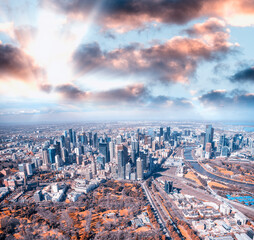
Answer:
73 19 234 83
230 67 254 83
199 89 254 108
0 44 43 81
41 0 254 31
41 0 206 32
73 42 104 74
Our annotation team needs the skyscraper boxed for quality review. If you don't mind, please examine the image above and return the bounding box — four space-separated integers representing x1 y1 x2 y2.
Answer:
93 133 98 148
42 149 49 165
205 125 214 145
160 127 163 137
48 146 56 164
99 142 109 163
69 129 73 143
117 149 125 179
109 141 115 162
136 157 144 180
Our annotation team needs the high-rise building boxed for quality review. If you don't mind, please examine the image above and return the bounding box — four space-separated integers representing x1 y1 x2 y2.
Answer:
166 127 171 141
93 133 98 148
205 124 214 146
91 156 97 176
42 149 49 165
109 141 115 162
61 147 69 164
99 142 109 163
200 132 206 150
48 146 56 164
160 127 163 137
117 149 125 179
26 163 33 176
72 131 76 144
126 162 131 179
69 129 73 143
136 157 144 180
60 135 65 148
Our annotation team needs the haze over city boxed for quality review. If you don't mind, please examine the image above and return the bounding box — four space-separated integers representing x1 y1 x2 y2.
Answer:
0 0 254 123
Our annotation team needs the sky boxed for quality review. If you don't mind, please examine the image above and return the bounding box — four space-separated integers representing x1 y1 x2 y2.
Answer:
0 0 254 123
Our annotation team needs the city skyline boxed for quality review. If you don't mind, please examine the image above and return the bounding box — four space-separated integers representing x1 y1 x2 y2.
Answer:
0 0 254 123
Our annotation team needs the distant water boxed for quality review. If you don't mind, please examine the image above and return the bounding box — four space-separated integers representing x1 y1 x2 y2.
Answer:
244 127 254 132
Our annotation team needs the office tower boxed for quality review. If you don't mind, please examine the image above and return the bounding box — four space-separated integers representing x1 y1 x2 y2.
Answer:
205 124 214 145
69 129 73 143
91 156 97 176
165 181 173 193
109 141 115 162
42 149 49 165
152 140 156 152
60 135 65 148
65 137 71 152
160 127 163 137
93 133 98 148
131 139 139 154
48 146 56 164
131 150 136 165
81 132 87 145
126 162 131 179
61 147 69 164
55 155 63 168
99 142 109 163
139 150 148 171
200 132 206 150
72 131 76 144
117 149 125 179
136 158 144 180
220 134 226 147
64 130 68 138
88 132 92 146
26 163 33 176
166 127 171 140
54 141 61 156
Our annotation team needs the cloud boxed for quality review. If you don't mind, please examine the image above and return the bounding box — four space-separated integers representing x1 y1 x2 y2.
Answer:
94 83 149 104
230 67 254 83
199 89 254 108
41 0 254 32
55 83 89 101
0 43 44 82
54 82 194 112
73 19 235 83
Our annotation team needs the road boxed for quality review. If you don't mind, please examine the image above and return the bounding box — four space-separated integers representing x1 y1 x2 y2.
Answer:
142 181 184 240
142 182 171 238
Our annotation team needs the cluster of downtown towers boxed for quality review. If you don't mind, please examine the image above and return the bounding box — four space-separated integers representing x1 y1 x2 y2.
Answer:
42 127 172 180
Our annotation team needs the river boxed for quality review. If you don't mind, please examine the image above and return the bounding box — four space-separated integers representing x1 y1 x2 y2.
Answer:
184 147 254 188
